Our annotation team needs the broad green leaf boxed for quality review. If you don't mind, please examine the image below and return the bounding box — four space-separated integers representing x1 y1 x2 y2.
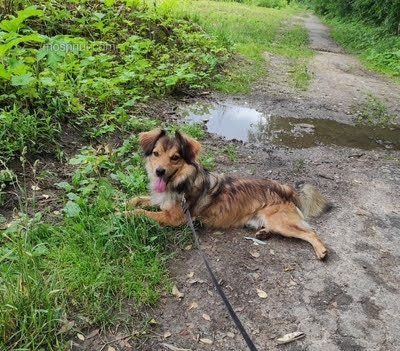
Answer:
69 155 87 165
125 0 140 6
0 7 43 32
11 73 35 86
39 76 55 86
46 51 65 67
93 12 105 20
0 33 44 55
0 64 11 80
67 192 80 201
10 62 30 75
54 181 72 191
64 200 80 218
104 0 115 6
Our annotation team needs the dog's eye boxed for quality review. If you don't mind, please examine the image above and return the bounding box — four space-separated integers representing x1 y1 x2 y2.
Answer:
170 155 180 161
153 151 159 157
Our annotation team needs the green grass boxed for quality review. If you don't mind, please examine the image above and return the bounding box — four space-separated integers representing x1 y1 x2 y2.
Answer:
200 150 216 170
0 134 195 350
293 157 305 173
324 18 400 80
175 1 313 92
289 62 312 90
353 93 396 126
222 144 238 163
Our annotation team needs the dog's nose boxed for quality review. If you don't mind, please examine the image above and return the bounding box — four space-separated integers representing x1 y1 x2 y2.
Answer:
156 167 165 177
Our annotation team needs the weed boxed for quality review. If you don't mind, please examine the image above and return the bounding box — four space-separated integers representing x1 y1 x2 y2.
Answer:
199 150 216 170
0 106 61 163
353 94 395 126
294 158 305 173
289 62 312 90
166 123 205 139
0 164 16 206
222 144 238 163
248 165 256 175
384 154 400 166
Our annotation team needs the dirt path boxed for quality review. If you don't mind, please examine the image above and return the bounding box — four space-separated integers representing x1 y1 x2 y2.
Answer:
79 13 400 351
303 14 400 119
257 14 400 124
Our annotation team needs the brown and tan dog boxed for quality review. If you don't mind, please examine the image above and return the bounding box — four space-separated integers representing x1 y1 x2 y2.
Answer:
126 128 329 259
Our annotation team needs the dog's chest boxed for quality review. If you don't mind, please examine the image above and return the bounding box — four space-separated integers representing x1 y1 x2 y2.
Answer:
151 190 180 210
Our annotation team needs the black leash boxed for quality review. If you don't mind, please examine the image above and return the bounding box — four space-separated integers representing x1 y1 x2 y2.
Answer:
181 194 259 351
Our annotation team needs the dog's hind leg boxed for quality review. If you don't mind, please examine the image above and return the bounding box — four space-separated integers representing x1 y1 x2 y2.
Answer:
257 203 327 260
255 228 274 240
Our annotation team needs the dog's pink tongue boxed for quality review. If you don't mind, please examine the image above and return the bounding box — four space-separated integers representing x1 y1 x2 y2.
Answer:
153 177 167 193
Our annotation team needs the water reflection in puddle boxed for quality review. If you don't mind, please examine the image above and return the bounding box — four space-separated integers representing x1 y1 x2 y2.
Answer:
179 102 400 150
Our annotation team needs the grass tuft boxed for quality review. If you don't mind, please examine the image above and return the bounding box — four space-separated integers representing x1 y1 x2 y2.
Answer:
353 94 396 126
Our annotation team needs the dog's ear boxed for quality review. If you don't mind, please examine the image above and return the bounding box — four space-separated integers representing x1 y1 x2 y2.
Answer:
139 128 166 156
175 130 202 163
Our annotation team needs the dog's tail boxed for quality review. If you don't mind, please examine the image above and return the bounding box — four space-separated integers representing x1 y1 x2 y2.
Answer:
295 182 332 219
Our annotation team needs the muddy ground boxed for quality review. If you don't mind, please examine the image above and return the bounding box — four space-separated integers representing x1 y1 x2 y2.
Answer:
22 13 398 351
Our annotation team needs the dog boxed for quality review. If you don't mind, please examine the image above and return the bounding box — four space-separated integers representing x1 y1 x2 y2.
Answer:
126 128 329 260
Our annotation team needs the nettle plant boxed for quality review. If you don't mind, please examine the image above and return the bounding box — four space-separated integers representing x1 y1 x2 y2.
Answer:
0 1 227 162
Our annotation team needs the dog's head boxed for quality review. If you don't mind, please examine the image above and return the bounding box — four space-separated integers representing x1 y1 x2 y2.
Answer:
138 128 201 193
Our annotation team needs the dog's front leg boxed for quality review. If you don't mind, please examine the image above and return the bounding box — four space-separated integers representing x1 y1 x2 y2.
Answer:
132 205 185 226
126 196 151 208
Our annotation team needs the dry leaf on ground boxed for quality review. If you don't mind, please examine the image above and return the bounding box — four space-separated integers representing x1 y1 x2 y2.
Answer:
172 285 184 298
202 313 211 321
277 331 305 345
256 288 268 298
199 338 213 345
188 302 198 310
160 343 192 351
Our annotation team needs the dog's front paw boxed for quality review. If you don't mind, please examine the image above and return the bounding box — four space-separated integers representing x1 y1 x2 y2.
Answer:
126 196 150 208
133 209 146 216
127 197 142 206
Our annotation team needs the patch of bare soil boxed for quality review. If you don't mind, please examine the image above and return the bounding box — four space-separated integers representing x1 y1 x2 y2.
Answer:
74 14 400 351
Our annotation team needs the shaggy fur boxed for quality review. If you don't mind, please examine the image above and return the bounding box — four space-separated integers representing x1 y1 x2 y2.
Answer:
126 128 329 259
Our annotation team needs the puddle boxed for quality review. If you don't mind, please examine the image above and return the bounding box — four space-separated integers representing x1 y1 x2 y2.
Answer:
179 102 400 150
